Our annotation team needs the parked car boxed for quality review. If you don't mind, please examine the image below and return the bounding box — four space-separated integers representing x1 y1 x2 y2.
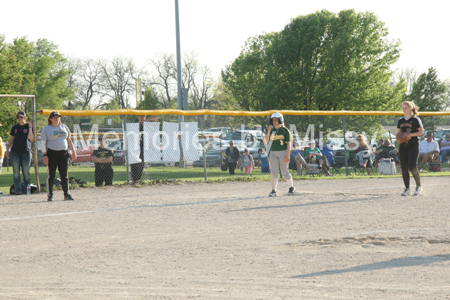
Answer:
241 129 263 140
435 129 450 146
71 139 96 164
215 131 259 148
193 145 246 168
98 128 123 134
108 140 125 165
204 127 233 135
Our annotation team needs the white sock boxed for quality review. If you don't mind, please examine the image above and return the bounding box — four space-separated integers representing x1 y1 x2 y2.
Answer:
287 177 294 188
271 176 278 191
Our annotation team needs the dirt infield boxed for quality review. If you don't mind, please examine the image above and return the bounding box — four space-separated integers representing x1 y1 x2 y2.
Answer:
1 177 450 299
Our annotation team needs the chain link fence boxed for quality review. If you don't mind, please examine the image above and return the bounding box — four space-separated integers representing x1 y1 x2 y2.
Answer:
2 110 450 194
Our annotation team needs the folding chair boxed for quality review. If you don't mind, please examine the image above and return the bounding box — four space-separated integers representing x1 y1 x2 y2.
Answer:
348 152 374 175
329 156 345 176
421 153 441 172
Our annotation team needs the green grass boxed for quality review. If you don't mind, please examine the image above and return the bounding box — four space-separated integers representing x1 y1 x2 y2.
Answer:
1 164 449 195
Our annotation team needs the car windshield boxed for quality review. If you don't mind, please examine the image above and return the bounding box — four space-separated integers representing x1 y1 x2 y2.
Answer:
109 141 123 150
205 148 222 155
249 140 265 149
223 132 245 140
436 130 450 138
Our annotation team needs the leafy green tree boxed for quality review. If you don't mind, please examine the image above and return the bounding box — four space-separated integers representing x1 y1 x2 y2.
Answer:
222 9 406 135
136 87 160 110
408 67 446 131
33 39 74 111
408 67 446 110
0 36 74 135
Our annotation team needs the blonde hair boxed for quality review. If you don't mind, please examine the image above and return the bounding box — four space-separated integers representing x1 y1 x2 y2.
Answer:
357 134 367 146
402 101 419 117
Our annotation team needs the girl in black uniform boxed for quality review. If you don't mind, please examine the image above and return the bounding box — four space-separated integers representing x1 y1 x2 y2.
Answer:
397 101 424 196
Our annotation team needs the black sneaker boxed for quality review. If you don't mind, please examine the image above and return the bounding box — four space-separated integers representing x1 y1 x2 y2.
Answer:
47 195 53 202
288 187 295 194
64 194 74 201
269 190 277 197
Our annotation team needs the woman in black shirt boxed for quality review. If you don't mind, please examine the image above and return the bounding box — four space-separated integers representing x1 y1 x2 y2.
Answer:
397 101 424 196
5 111 34 195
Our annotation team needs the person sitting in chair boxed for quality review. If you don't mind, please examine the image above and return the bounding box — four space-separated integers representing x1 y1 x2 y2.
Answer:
350 134 374 175
375 139 399 165
418 132 439 172
440 133 450 164
290 142 314 176
304 140 331 176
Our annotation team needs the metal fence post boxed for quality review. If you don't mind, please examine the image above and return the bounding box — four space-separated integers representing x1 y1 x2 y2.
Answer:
123 115 130 183
201 116 207 180
343 115 348 176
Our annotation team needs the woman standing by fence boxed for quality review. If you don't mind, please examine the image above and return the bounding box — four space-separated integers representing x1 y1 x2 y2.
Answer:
5 111 34 195
40 112 77 201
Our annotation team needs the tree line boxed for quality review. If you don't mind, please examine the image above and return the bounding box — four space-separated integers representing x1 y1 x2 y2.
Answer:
1 9 450 138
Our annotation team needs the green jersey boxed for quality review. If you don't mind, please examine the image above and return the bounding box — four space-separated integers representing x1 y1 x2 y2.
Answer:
269 126 292 151
304 147 321 157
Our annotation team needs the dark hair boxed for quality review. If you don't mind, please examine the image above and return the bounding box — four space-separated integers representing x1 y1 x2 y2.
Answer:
48 116 62 125
258 148 263 152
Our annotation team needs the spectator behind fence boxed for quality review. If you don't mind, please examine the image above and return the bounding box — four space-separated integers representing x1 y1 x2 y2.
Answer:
290 142 314 176
92 135 114 187
41 111 77 201
5 111 34 195
304 140 331 176
418 132 439 172
131 115 158 182
257 148 270 173
351 134 374 175
0 137 4 194
440 133 450 164
225 141 240 175
238 148 254 174
375 139 399 165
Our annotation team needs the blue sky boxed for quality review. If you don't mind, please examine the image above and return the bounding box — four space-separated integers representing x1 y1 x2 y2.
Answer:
1 0 449 80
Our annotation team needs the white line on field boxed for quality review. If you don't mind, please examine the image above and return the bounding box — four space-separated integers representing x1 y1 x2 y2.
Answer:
333 183 448 193
352 227 450 235
1 183 448 222
0 196 266 221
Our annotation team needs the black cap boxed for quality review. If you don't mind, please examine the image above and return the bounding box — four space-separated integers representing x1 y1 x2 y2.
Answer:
17 111 26 117
49 111 61 118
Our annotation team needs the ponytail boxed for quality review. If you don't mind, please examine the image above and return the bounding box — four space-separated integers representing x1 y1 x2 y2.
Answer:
402 101 419 117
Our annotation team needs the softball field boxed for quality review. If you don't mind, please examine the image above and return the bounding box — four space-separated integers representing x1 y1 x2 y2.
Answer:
1 177 450 299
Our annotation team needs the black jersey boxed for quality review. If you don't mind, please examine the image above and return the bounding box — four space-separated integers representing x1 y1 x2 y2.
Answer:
93 147 113 168
397 116 423 146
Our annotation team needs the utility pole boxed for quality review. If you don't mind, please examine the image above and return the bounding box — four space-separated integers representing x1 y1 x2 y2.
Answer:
175 0 183 123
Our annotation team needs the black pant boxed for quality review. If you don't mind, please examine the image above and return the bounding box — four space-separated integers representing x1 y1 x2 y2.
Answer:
228 162 237 175
399 141 420 188
131 162 145 182
95 165 114 187
47 149 70 197
399 141 420 172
